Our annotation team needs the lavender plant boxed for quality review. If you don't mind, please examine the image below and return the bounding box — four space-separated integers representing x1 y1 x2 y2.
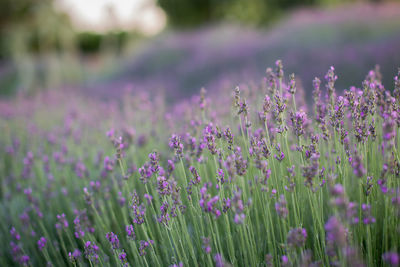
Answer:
0 63 399 267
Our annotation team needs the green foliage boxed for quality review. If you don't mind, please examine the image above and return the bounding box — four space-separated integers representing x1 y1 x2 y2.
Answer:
77 31 130 54
0 0 75 59
157 0 358 27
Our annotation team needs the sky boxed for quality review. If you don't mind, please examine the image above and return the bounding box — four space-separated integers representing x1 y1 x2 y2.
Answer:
55 0 167 35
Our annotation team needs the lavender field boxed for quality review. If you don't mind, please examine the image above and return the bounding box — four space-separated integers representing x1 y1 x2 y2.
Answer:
1 2 400 267
88 3 400 102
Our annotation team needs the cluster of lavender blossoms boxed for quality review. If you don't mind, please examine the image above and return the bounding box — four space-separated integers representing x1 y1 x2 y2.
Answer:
1 62 399 267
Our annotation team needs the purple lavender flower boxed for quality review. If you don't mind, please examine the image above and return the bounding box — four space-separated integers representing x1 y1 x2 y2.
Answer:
106 128 115 139
234 147 248 176
75 160 87 178
119 250 128 266
10 241 22 263
103 156 114 172
233 86 241 108
222 197 231 213
158 201 171 225
126 224 136 240
330 184 360 224
331 183 344 196
214 253 231 267
290 110 307 137
273 95 287 130
325 216 347 247
73 209 94 238
274 144 285 162
20 255 30 266
10 227 20 241
365 176 373 196
302 153 320 190
84 241 99 263
24 187 33 202
89 180 101 192
149 151 160 173
281 255 290 267
189 166 201 184
382 112 396 146
118 191 126 206
139 162 153 184
83 187 92 205
203 123 217 154
68 249 81 262
234 213 245 224
237 99 249 117
131 192 146 225
325 66 337 100
37 237 47 251
22 151 34 179
275 195 288 219
144 193 153 204
344 247 365 267
330 95 345 130
53 151 65 165
202 237 211 254
346 202 359 225
223 127 234 151
216 169 226 184
378 178 388 194
169 134 184 157
55 213 69 230
313 77 321 99
361 204 376 225
73 216 85 238
263 95 272 117
106 232 120 250
157 176 172 196
287 228 307 248
114 136 126 159
139 240 154 256
287 73 296 95
199 183 221 218
275 60 284 79
199 87 207 110
382 251 399 266
231 189 246 223
259 138 271 159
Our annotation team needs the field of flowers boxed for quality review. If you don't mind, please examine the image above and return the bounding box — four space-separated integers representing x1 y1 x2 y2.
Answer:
1 61 399 266
89 3 400 102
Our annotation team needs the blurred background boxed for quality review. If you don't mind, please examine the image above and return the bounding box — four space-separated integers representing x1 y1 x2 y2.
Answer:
0 0 399 101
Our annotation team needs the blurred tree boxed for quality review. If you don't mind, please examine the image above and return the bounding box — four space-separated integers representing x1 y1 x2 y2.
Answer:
0 0 138 95
157 0 212 26
0 0 81 93
77 32 129 55
0 0 75 58
157 0 365 27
